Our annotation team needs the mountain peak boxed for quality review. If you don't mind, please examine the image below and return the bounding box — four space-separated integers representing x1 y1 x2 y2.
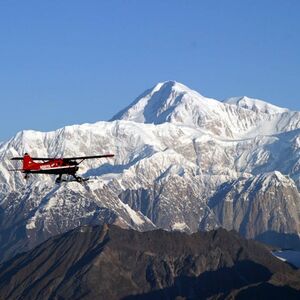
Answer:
154 80 195 93
224 96 289 114
111 81 298 138
110 81 216 125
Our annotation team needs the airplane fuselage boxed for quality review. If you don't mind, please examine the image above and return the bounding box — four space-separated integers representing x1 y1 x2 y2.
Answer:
22 155 79 175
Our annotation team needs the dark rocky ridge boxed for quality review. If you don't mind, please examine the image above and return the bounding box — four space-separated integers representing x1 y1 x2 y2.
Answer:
0 225 299 299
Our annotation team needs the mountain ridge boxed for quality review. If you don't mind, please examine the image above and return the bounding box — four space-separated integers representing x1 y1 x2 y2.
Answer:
224 95 289 114
0 224 299 300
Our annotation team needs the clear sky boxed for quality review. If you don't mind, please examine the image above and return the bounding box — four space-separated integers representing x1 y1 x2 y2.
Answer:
0 0 299 141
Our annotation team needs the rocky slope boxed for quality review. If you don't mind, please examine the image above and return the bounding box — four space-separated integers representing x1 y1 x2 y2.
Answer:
0 225 299 300
0 81 300 261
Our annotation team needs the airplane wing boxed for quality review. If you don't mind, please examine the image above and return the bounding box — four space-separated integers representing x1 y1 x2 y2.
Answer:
11 154 114 161
11 156 54 160
63 154 115 161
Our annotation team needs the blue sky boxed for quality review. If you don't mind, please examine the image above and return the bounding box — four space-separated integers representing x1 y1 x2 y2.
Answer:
0 1 299 141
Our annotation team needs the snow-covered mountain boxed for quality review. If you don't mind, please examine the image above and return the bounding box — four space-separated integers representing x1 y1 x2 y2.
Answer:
224 96 289 114
112 81 300 138
0 81 300 261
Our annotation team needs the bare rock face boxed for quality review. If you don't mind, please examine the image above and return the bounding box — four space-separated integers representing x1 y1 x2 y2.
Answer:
0 81 300 261
205 172 300 248
0 225 299 300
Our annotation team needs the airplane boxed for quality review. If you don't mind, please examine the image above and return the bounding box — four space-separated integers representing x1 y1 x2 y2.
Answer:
10 152 114 183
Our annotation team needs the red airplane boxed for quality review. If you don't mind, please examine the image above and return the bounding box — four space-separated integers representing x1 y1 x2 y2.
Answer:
10 153 114 183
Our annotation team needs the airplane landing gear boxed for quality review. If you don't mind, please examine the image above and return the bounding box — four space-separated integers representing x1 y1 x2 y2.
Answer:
72 175 84 183
55 174 62 184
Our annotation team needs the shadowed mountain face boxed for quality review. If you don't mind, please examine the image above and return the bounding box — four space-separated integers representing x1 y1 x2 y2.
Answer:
0 225 299 300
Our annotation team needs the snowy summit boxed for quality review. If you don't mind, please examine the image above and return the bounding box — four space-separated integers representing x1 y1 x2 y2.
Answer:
112 81 298 139
224 96 289 114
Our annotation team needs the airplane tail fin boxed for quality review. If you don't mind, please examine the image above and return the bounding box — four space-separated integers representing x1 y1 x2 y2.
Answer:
23 153 33 170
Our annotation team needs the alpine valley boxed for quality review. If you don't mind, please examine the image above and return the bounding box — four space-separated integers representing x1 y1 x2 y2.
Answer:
1 81 300 262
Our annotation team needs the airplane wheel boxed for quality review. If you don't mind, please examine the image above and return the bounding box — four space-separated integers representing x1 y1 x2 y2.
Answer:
55 176 62 184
